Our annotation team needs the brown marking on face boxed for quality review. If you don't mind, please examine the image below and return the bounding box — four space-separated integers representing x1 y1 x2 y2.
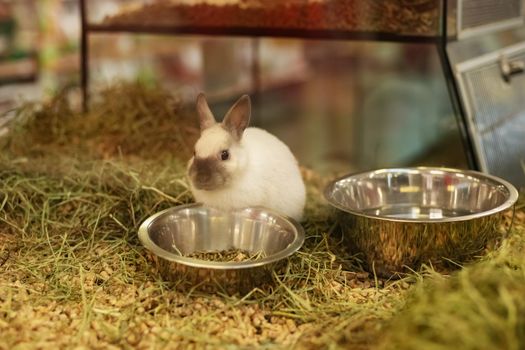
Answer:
189 156 231 191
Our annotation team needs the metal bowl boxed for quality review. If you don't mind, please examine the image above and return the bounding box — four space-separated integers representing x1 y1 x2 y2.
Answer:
138 203 304 294
324 167 518 277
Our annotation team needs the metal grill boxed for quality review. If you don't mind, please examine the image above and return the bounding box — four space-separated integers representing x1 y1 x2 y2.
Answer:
460 51 525 187
459 0 523 36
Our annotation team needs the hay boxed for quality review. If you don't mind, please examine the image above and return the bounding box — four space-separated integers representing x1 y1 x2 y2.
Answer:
0 154 410 349
378 207 525 350
0 82 523 349
3 82 199 161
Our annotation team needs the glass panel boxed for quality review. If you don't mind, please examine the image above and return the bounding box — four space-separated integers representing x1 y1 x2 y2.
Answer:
0 1 38 84
254 40 467 173
88 34 468 175
86 0 443 38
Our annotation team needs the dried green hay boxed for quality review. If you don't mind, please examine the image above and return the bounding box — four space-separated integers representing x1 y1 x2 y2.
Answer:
0 84 410 349
2 82 199 161
0 82 523 349
379 207 525 350
0 155 410 349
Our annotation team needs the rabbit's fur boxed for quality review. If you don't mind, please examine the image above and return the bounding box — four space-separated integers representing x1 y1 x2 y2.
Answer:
187 94 306 221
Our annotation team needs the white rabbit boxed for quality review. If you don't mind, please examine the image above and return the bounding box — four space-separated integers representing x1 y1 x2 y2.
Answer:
187 93 306 221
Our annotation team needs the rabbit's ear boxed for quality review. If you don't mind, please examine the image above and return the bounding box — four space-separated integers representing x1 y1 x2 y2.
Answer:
223 95 251 140
196 93 216 130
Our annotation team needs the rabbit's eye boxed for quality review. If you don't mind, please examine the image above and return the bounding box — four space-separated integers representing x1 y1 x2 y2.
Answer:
220 150 230 161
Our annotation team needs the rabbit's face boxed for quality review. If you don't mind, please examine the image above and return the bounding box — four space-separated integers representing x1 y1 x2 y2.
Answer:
188 93 251 191
188 126 246 191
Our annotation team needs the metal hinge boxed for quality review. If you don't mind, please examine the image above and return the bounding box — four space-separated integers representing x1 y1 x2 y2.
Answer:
500 55 525 82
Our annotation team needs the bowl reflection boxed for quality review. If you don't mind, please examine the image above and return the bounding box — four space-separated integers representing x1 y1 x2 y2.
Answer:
325 167 518 277
138 204 304 293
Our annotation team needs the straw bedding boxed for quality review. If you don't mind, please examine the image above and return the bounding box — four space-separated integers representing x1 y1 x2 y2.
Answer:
0 83 523 349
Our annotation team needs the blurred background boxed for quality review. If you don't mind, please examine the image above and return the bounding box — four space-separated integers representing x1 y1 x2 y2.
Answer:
0 0 468 174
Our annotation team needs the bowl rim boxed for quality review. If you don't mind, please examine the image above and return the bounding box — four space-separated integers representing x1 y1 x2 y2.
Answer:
324 166 519 223
138 203 305 269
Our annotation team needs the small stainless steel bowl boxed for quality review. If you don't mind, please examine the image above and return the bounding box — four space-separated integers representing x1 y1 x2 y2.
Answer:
138 203 304 294
324 167 518 277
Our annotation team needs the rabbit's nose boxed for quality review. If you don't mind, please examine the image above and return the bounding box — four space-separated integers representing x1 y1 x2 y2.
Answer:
192 157 214 175
189 157 220 189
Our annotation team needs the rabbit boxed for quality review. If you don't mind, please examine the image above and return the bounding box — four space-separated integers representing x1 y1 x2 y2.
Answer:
187 93 306 221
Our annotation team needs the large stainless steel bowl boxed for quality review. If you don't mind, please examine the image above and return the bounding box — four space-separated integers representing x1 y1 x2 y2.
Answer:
324 167 518 277
138 204 304 294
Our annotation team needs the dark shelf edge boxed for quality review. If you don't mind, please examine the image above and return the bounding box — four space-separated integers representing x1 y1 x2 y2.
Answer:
86 24 440 43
